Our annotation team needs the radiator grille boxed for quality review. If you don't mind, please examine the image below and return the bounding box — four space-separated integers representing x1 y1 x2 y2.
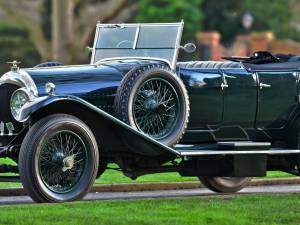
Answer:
0 83 23 146
0 84 18 121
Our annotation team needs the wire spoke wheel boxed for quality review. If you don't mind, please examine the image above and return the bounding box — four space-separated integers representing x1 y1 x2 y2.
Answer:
38 131 87 193
133 78 179 140
114 65 190 147
19 114 99 203
199 177 252 193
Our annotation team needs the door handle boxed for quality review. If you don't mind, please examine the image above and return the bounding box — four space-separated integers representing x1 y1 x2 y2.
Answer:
221 83 228 90
259 83 271 89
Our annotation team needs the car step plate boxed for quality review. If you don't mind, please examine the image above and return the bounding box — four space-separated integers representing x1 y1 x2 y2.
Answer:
217 141 271 150
173 144 300 156
176 149 300 156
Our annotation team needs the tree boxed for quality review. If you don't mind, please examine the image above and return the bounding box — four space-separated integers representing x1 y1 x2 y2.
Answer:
51 0 135 63
0 0 136 64
202 0 243 45
134 0 203 42
202 0 297 45
0 1 51 61
0 21 40 74
243 0 292 39
290 0 300 31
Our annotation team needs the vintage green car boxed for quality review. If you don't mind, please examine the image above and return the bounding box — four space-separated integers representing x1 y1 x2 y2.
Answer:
0 21 300 203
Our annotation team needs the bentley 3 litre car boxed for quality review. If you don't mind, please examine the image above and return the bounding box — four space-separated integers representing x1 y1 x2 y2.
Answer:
1 21 300 203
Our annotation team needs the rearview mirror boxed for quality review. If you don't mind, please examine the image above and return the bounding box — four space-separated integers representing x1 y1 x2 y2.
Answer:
181 43 197 53
85 46 93 56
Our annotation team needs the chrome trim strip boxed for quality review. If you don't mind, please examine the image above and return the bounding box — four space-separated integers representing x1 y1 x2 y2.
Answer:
90 23 100 64
97 22 183 28
172 20 184 71
0 69 38 97
178 149 300 156
133 25 140 50
94 57 172 69
0 122 4 136
26 64 96 70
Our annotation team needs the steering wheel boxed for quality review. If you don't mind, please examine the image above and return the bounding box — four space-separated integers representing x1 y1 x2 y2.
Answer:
116 40 134 48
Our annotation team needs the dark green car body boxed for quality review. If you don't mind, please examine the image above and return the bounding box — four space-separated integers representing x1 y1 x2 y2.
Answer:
1 59 300 154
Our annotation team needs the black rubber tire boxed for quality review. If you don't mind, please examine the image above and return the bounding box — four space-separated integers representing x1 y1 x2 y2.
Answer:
34 61 64 68
114 64 190 146
199 177 252 193
18 114 99 203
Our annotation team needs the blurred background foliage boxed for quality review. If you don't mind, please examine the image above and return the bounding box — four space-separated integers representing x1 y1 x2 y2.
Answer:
134 0 203 42
0 0 298 73
202 0 294 45
0 21 40 74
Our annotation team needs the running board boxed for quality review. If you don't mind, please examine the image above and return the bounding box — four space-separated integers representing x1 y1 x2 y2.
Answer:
217 141 270 150
176 149 300 156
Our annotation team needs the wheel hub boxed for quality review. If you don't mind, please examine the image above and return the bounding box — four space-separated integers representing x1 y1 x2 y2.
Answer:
39 130 87 193
132 78 180 139
62 155 75 172
144 98 167 115
144 98 158 110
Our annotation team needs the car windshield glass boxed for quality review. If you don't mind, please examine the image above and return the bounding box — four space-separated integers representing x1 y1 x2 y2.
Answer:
92 23 183 67
96 26 136 49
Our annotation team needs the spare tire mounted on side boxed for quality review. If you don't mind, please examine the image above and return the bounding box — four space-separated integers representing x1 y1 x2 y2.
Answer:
114 64 190 146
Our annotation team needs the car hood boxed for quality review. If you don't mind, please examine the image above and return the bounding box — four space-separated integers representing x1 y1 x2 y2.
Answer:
25 59 167 93
23 59 168 96
23 64 123 96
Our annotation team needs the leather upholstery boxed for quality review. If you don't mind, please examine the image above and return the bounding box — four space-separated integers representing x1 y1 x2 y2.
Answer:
177 61 242 69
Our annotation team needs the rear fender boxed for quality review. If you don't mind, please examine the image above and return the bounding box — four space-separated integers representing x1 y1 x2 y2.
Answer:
18 95 177 157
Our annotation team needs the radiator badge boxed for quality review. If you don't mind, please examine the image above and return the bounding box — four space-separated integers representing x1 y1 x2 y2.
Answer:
7 60 21 72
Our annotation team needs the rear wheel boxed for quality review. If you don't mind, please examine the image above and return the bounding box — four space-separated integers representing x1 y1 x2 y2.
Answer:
199 177 251 193
19 114 99 203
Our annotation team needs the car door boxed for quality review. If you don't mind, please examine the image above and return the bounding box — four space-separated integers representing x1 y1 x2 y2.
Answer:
214 68 257 139
179 68 223 129
256 71 298 128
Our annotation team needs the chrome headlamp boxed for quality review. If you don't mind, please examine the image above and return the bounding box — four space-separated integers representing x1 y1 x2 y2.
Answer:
45 82 56 95
10 88 32 120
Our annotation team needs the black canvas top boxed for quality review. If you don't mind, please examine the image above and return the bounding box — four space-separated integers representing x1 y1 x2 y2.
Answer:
224 51 300 72
242 61 300 72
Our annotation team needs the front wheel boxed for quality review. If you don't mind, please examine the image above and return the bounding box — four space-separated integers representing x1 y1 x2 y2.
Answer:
199 177 252 193
19 114 99 203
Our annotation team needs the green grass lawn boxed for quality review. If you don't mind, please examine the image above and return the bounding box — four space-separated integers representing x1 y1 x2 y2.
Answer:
0 158 294 188
0 193 299 225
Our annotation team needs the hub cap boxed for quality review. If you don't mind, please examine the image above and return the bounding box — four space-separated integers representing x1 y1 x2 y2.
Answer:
38 131 87 193
132 78 179 139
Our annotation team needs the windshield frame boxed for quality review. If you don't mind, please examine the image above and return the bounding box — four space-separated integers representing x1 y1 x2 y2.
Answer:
90 21 184 70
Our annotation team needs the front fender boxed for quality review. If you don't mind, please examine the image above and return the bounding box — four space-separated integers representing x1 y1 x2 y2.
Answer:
18 95 178 156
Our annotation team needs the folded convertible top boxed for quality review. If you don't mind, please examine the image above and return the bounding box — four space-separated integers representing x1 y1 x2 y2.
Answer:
242 61 300 71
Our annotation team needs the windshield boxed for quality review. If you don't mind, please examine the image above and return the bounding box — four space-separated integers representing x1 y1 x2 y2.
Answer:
91 22 183 69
